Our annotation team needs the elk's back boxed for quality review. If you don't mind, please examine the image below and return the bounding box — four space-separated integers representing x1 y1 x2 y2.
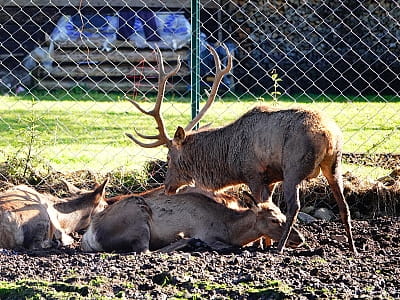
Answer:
0 188 52 249
146 192 242 248
225 106 342 182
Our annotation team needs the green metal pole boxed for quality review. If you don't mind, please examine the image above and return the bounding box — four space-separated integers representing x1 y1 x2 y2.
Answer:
191 0 200 129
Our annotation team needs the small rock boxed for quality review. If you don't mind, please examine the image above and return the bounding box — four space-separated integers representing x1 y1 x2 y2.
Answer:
314 208 335 221
298 212 317 224
152 271 175 285
331 234 348 243
310 268 319 276
302 206 315 214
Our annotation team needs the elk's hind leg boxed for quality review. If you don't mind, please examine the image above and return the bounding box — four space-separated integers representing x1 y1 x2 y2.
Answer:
98 224 151 253
321 156 357 254
130 225 151 253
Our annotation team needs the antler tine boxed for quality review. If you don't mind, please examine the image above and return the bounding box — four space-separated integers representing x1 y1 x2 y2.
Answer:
154 47 181 112
185 44 233 131
126 48 182 147
133 128 160 140
125 133 166 148
127 99 152 115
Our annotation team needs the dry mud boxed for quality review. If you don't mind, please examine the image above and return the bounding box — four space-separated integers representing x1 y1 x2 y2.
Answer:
0 153 399 299
0 217 399 299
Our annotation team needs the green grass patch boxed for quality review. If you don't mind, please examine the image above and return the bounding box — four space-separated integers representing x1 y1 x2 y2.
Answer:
185 279 293 299
0 279 92 300
0 277 133 300
304 285 338 298
0 91 399 179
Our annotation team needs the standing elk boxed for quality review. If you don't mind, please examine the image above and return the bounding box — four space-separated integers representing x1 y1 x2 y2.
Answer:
126 46 357 254
0 179 108 250
81 187 304 253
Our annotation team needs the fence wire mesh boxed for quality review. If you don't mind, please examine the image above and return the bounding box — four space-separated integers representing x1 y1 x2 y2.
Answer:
0 1 399 193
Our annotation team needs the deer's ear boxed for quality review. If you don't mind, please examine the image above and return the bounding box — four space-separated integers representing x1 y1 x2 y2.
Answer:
173 126 186 146
62 179 81 194
92 178 108 204
242 191 258 209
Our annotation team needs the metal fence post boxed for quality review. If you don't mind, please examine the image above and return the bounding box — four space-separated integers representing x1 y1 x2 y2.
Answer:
191 0 200 130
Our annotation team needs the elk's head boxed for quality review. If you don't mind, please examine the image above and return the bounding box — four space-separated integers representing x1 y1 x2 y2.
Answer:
55 179 109 233
241 191 304 248
126 46 233 194
255 201 305 248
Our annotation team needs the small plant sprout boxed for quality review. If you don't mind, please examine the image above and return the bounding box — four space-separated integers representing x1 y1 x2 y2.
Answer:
270 69 283 104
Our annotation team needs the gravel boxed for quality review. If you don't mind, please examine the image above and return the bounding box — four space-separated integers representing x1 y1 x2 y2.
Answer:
1 217 399 299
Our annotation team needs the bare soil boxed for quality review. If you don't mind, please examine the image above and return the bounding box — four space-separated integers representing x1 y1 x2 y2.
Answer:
0 217 399 299
0 153 399 299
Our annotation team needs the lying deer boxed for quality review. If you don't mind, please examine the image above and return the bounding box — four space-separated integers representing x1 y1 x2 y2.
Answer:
0 179 108 250
126 45 357 254
81 188 304 252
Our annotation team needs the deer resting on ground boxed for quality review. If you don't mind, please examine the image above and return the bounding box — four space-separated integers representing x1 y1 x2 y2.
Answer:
81 187 304 252
0 179 108 250
126 46 357 254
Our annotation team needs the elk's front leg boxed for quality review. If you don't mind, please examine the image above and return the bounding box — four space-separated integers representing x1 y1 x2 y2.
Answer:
277 181 301 254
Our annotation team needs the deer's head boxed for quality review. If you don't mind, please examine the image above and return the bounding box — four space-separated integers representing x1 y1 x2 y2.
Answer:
126 46 233 194
240 191 304 248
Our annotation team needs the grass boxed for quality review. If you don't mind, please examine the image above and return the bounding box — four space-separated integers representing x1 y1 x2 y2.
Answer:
0 90 399 180
0 277 292 299
188 279 293 299
0 279 92 300
0 277 134 299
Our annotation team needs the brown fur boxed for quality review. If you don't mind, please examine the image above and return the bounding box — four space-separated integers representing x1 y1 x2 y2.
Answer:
164 106 356 254
0 180 108 250
81 189 304 253
106 185 244 209
124 49 355 254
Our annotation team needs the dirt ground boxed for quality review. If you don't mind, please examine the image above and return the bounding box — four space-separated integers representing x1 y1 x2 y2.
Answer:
0 153 399 299
0 217 399 299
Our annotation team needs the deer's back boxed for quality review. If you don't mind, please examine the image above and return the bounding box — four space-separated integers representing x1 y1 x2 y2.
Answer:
82 196 151 252
0 188 51 249
230 106 340 150
237 106 340 179
146 192 245 247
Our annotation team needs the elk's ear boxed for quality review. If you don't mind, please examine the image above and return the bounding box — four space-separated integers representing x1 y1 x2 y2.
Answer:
242 191 258 209
62 179 81 194
173 126 186 146
92 178 109 204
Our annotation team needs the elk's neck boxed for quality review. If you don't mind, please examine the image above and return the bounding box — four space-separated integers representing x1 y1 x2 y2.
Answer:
183 129 244 190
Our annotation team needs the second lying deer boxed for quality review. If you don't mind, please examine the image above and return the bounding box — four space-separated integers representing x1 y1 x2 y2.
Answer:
81 188 304 253
0 180 108 250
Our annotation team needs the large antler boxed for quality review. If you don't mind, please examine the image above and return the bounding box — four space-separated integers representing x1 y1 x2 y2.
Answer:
185 44 233 131
126 48 181 148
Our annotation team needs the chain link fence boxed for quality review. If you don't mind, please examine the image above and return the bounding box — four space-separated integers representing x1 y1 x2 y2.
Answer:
0 1 399 193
